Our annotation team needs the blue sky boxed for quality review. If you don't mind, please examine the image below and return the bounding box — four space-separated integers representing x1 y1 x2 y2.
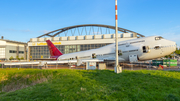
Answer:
0 0 180 46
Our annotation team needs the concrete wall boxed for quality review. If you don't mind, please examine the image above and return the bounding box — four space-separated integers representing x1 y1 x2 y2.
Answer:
0 40 6 45
29 33 136 43
5 45 25 60
5 45 17 60
28 33 137 46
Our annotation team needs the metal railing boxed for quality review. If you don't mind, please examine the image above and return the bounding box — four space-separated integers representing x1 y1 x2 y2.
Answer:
0 62 180 71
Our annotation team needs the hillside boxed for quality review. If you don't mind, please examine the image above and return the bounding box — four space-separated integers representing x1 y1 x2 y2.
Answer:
0 68 180 101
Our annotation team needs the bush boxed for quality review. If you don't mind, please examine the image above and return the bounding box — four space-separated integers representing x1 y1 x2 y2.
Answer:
16 56 20 60
20 56 24 60
9 56 14 60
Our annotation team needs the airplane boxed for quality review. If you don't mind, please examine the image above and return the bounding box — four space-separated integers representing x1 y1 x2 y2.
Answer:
4 36 176 66
46 36 176 63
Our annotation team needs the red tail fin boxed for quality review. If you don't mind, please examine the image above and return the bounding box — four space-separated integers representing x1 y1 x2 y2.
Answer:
159 64 164 69
46 40 63 58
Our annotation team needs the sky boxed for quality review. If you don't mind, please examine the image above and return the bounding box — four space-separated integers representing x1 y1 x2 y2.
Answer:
0 0 180 46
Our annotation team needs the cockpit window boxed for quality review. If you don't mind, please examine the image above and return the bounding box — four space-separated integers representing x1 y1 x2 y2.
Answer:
155 36 163 40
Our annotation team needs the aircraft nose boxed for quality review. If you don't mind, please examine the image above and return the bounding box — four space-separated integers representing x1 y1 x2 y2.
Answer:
175 42 177 49
165 39 177 52
171 41 177 51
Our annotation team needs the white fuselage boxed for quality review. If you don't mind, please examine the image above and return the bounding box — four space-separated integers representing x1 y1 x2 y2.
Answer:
58 36 176 62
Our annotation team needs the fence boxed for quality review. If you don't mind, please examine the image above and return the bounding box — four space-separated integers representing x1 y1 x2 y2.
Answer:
0 62 86 70
0 61 180 71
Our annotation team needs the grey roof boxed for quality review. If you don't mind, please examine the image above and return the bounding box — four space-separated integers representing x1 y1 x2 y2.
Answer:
0 39 27 45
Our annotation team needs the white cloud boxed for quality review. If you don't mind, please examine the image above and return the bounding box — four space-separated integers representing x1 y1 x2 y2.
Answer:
21 29 31 32
6 28 31 33
157 25 180 46
169 25 180 32
160 32 180 46
39 30 50 34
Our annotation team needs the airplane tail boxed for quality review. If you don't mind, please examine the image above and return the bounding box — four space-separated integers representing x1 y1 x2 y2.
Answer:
46 40 63 57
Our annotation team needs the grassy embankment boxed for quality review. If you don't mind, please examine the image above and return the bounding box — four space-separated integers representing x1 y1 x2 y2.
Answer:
0 68 180 101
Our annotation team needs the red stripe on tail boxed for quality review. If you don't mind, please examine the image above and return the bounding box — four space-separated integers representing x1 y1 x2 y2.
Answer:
46 40 63 58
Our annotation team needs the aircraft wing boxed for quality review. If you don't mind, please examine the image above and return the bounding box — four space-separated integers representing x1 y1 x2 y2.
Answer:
3 59 104 66
103 57 125 61
31 58 57 60
4 61 40 65
3 57 126 66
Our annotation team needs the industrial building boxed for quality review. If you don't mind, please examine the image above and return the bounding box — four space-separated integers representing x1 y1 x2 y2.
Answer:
0 37 27 61
28 33 137 60
27 24 145 60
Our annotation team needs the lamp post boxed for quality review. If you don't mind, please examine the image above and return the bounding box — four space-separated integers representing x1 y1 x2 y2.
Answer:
114 0 122 73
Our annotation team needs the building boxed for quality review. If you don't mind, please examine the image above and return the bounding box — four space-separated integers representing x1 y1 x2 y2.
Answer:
0 38 27 61
28 33 137 60
27 24 145 60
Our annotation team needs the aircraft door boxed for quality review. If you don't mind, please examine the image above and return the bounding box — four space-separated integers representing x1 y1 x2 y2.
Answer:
92 53 96 59
142 46 150 53
118 50 122 56
129 54 138 63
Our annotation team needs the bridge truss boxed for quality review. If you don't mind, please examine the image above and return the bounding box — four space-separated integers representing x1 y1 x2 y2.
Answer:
37 24 145 38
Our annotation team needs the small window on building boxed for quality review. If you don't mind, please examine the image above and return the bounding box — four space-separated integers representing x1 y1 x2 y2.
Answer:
9 50 17 53
19 51 24 54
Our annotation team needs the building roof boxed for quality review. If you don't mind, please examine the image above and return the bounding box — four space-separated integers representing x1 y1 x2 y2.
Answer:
0 39 27 45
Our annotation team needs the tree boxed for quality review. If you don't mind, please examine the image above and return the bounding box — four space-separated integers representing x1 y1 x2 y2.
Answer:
165 55 168 58
9 56 14 60
175 48 180 55
16 56 20 60
20 56 24 60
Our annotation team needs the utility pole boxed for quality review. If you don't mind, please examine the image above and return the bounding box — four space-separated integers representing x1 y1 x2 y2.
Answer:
114 0 122 73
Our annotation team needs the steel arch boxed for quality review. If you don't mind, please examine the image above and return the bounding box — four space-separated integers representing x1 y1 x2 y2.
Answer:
37 24 145 38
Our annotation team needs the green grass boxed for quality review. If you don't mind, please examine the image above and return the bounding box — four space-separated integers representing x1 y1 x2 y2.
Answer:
0 68 180 101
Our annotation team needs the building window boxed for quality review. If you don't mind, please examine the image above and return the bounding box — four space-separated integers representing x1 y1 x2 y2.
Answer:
9 50 17 53
29 43 110 59
19 51 24 54
0 48 5 58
